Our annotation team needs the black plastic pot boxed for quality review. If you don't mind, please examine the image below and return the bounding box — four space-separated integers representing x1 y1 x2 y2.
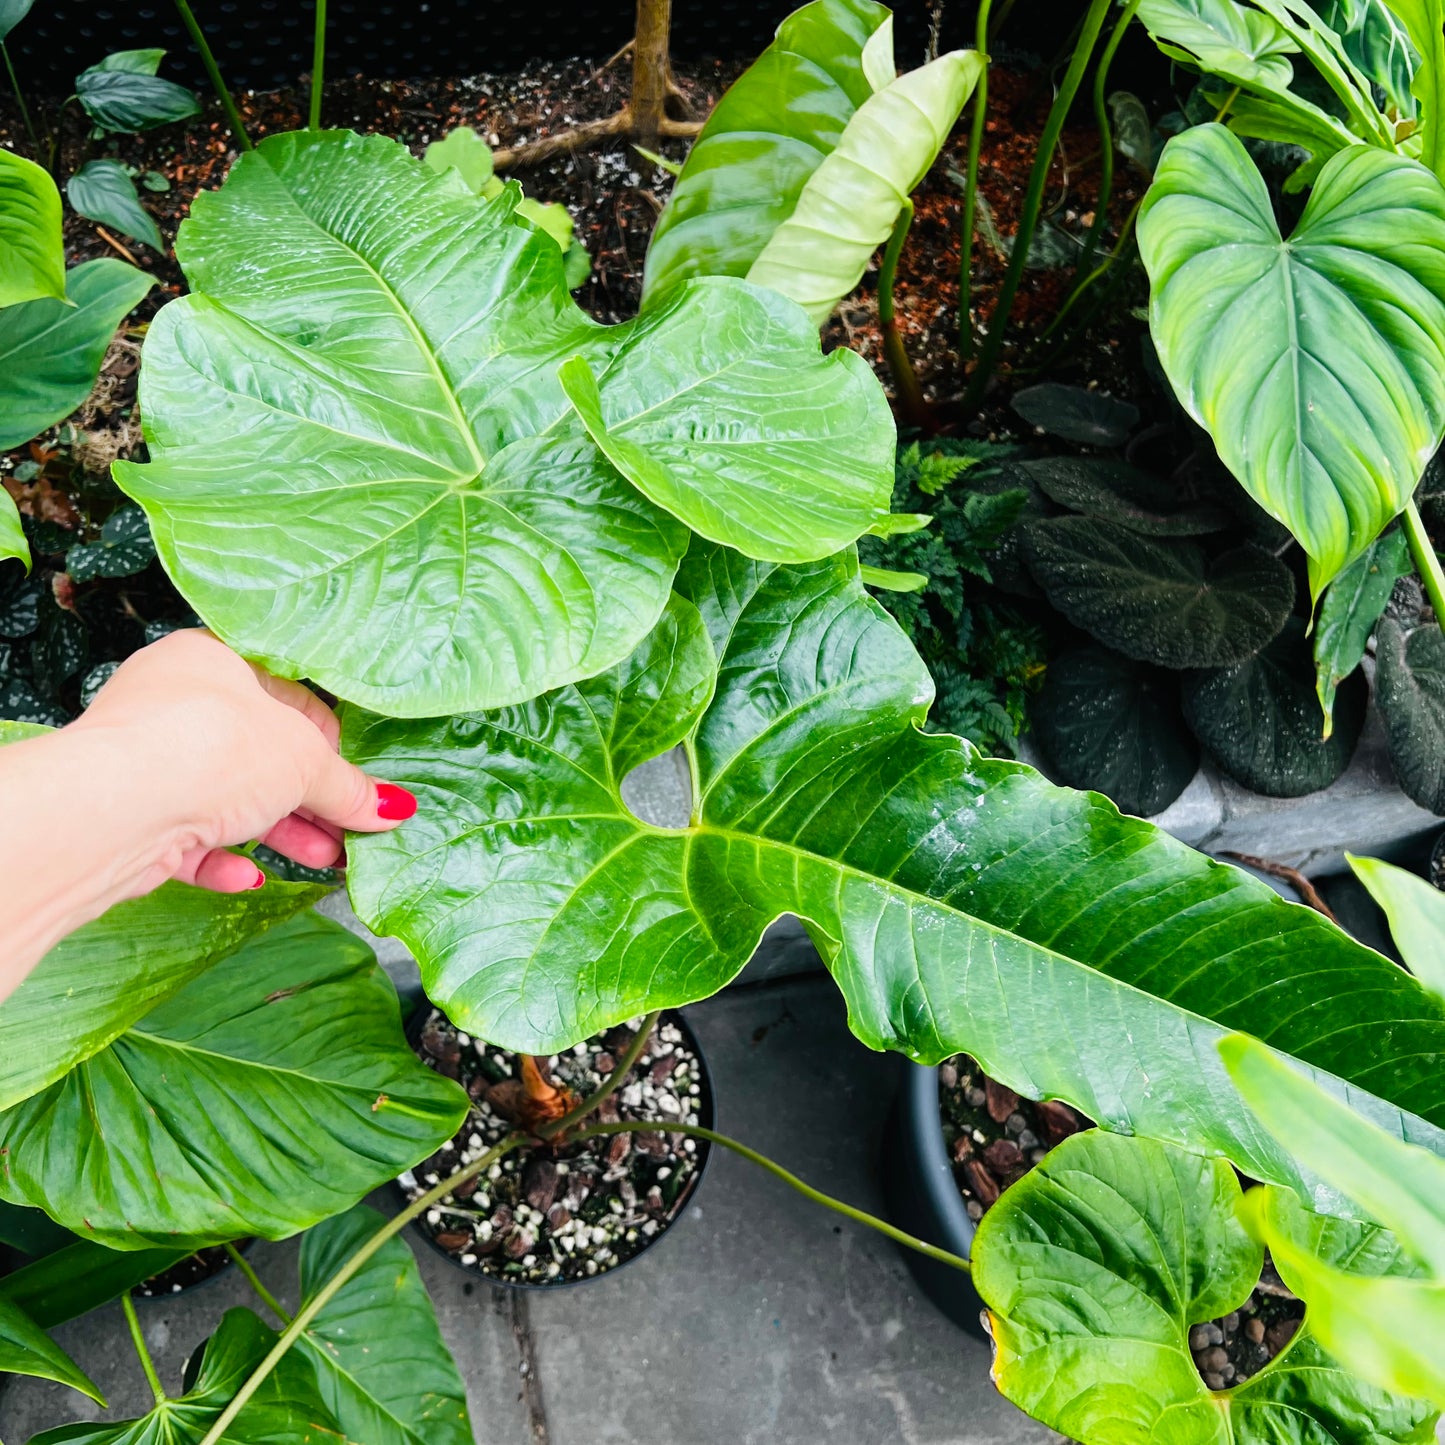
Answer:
880 1060 988 1339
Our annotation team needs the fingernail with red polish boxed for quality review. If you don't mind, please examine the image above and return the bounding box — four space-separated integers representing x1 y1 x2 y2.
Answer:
249 869 266 890
376 783 418 821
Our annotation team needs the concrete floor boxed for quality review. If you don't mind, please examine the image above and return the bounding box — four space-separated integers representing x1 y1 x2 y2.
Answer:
0 975 1049 1445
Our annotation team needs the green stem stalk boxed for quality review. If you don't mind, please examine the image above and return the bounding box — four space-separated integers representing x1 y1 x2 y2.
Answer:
309 0 327 131
1 43 38 153
541 1010 660 1139
570 1120 973 1276
1403 498 1445 629
1074 0 1139 280
959 0 993 366
879 201 931 428
171 0 252 151
962 0 1113 413
224 1242 292 1326
121 1291 166 1405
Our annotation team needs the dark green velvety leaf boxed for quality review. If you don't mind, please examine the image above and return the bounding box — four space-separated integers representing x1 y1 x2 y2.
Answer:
30 591 88 694
75 61 199 132
1032 645 1198 816
0 673 68 725
972 1130 1437 1445
0 912 467 1248
1314 527 1411 736
1320 0 1418 116
117 129 893 717
67 160 164 252
345 541 1445 1211
29 1307 342 1445
0 1240 188 1329
0 566 40 636
1376 617 1445 813
298 1204 471 1445
0 258 154 450
1022 515 1294 667
1185 617 1367 796
1010 383 1139 446
1020 456 1229 535
0 1294 103 1403
66 503 157 582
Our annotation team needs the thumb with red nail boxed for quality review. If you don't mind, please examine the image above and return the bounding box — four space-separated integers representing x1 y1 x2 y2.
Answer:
0 630 419 999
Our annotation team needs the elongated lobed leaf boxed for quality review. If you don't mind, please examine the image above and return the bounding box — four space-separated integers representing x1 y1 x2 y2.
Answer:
1140 125 1445 596
346 541 1445 1211
0 149 65 307
0 912 467 1248
117 129 893 717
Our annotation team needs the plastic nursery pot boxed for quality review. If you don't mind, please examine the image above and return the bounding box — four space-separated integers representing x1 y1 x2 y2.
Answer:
130 1239 256 1303
880 1061 989 1340
401 1008 714 1292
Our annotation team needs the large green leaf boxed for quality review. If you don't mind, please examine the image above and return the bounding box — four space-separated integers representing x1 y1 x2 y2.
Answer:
0 148 65 307
298 1204 471 1445
1140 124 1445 596
0 1293 103 1404
642 0 890 306
1375 616 1445 812
345 541 1445 1209
0 912 467 1248
29 1307 342 1445
0 258 154 451
116 128 893 718
75 52 200 133
67 159 164 252
971 1129 1437 1445
1348 853 1445 995
1313 527 1410 734
1021 515 1294 668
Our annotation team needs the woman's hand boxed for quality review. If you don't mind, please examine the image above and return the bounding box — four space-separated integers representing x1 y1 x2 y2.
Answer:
0 630 416 993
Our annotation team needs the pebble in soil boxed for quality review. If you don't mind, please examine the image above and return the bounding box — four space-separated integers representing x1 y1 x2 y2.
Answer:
939 1054 1305 1388
132 1242 250 1298
403 1010 706 1285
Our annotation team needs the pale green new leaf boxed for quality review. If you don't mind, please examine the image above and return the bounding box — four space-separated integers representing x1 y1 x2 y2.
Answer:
745 47 983 322
116 129 893 717
299 1204 472 1445
345 542 1445 1211
1348 853 1445 995
1140 125 1445 596
422 124 494 193
972 1130 1436 1445
1387 0 1445 175
0 1294 103 1405
0 912 467 1248
0 148 64 307
0 258 154 450
0 491 28 570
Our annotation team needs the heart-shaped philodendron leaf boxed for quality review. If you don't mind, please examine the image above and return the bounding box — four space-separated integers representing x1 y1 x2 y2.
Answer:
1140 124 1445 598
1020 457 1230 536
1348 854 1445 997
1375 616 1445 813
0 911 467 1248
0 149 65 308
345 541 1445 1210
1021 515 1294 668
115 129 893 719
971 1130 1438 1445
0 1293 104 1405
298 1204 472 1445
1184 616 1368 797
1032 644 1199 817
30 1307 341 1445
1313 527 1411 736
0 492 28 570
0 258 154 451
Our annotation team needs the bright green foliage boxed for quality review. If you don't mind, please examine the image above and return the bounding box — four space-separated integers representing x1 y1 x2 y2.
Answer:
0 149 65 307
1321 0 1418 117
1313 528 1411 734
423 124 495 193
1375 617 1445 814
1141 125 1445 597
298 1204 472 1445
0 912 467 1248
1387 0 1445 175
67 159 164 251
0 258 154 450
1348 853 1445 996
75 48 200 133
973 1129 1437 1445
116 129 893 718
0 1294 103 1405
346 541 1445 1205
29 1307 341 1445
0 493 28 570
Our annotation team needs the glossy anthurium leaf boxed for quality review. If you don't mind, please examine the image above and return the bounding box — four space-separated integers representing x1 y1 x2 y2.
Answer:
1020 457 1229 536
1140 125 1445 597
116 129 892 717
298 1204 472 1445
1021 515 1294 668
0 258 154 451
0 491 28 569
75 50 200 133
1377 617 1445 812
642 0 891 305
1313 527 1410 735
1184 616 1368 797
67 159 164 251
0 149 65 307
29 1307 341 1445
1032 645 1198 816
971 1130 1436 1445
0 912 467 1248
1348 854 1445 996
345 541 1445 1207
1136 0 1299 90
0 1294 103 1404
